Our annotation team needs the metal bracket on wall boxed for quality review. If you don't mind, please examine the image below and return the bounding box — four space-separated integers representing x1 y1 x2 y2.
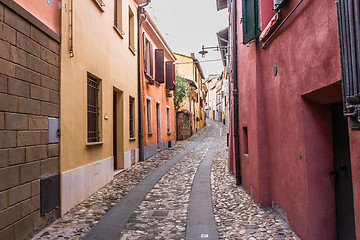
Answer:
69 0 74 58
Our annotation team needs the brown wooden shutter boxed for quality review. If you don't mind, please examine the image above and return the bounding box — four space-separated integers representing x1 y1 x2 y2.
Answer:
165 61 175 90
143 33 146 71
150 43 154 77
172 64 176 89
155 49 165 83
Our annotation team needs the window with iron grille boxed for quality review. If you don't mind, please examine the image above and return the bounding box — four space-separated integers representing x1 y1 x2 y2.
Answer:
146 98 152 134
114 0 124 36
87 75 101 142
166 106 171 133
129 96 135 138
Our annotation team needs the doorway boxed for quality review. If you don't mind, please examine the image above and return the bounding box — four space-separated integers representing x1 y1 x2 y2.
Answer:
156 102 161 149
331 103 356 240
113 89 124 169
113 91 117 169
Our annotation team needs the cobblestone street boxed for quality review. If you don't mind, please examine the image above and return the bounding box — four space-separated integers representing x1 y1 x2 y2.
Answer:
32 120 298 240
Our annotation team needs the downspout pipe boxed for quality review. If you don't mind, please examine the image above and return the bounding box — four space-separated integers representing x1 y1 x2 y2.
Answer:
137 0 151 162
232 0 241 185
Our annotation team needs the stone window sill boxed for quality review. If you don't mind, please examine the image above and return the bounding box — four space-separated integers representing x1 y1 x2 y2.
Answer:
129 137 136 141
129 46 136 56
92 0 105 12
87 141 104 146
113 26 125 39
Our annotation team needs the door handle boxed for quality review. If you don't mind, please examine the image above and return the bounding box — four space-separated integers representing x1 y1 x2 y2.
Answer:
339 164 347 171
329 170 338 178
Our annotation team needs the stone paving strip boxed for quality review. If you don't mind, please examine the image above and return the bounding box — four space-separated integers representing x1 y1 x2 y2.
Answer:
84 125 212 240
186 123 220 240
31 126 209 240
119 122 218 240
211 125 301 240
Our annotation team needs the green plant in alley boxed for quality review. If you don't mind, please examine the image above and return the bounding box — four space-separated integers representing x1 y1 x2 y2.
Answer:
173 71 194 111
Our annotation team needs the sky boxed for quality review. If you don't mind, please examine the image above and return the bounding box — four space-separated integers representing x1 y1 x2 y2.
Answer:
145 0 228 78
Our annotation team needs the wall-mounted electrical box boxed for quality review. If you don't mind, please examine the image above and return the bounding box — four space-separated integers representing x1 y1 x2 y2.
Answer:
48 118 59 143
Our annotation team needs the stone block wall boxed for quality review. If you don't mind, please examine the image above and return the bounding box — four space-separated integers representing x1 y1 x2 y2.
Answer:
0 1 60 239
176 112 191 140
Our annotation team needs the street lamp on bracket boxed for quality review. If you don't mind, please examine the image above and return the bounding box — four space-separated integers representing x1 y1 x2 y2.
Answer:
198 45 230 58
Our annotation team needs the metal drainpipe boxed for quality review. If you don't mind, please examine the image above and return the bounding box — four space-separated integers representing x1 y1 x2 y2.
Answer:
137 0 151 162
232 0 241 185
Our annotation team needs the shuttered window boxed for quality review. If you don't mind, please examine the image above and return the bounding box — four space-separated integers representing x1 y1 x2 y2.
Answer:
242 0 258 44
114 0 124 36
129 8 135 53
87 75 101 142
155 49 165 83
129 97 135 138
143 34 154 78
165 61 175 90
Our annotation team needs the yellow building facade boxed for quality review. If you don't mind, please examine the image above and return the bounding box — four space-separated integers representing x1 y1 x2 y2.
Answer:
60 0 143 215
174 53 205 133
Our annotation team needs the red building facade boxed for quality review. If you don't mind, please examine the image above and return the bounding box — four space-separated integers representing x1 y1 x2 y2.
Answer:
228 0 360 239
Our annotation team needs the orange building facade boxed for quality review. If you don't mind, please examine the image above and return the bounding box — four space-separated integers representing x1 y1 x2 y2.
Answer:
139 11 176 160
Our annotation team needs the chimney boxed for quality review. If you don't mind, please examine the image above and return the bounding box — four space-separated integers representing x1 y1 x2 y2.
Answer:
191 53 195 59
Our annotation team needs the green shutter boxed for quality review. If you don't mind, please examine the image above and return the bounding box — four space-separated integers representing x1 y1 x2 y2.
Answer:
242 0 258 44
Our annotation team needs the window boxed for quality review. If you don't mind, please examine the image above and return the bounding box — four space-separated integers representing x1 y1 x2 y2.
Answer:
155 49 165 83
165 61 175 90
143 34 153 78
114 0 124 37
243 127 248 155
87 75 101 142
166 106 171 134
242 0 259 44
146 98 152 134
129 97 135 138
128 7 135 53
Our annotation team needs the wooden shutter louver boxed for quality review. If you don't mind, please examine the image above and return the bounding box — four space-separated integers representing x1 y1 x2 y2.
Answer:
165 61 175 90
155 49 165 83
242 0 258 44
150 43 154 77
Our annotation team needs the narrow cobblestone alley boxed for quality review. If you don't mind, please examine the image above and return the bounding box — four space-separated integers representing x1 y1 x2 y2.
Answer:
32 120 298 240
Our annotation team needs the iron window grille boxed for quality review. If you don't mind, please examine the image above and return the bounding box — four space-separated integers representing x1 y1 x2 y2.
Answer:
87 76 101 142
166 106 171 133
129 97 135 138
146 98 152 133
336 0 360 128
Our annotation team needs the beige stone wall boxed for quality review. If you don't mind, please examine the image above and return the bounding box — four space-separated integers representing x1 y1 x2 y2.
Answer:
0 2 60 239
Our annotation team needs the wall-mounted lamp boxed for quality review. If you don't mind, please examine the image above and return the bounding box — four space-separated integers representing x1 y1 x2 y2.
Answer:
198 45 230 58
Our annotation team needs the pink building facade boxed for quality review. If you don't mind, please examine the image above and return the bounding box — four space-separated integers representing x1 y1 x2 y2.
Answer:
228 0 360 239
